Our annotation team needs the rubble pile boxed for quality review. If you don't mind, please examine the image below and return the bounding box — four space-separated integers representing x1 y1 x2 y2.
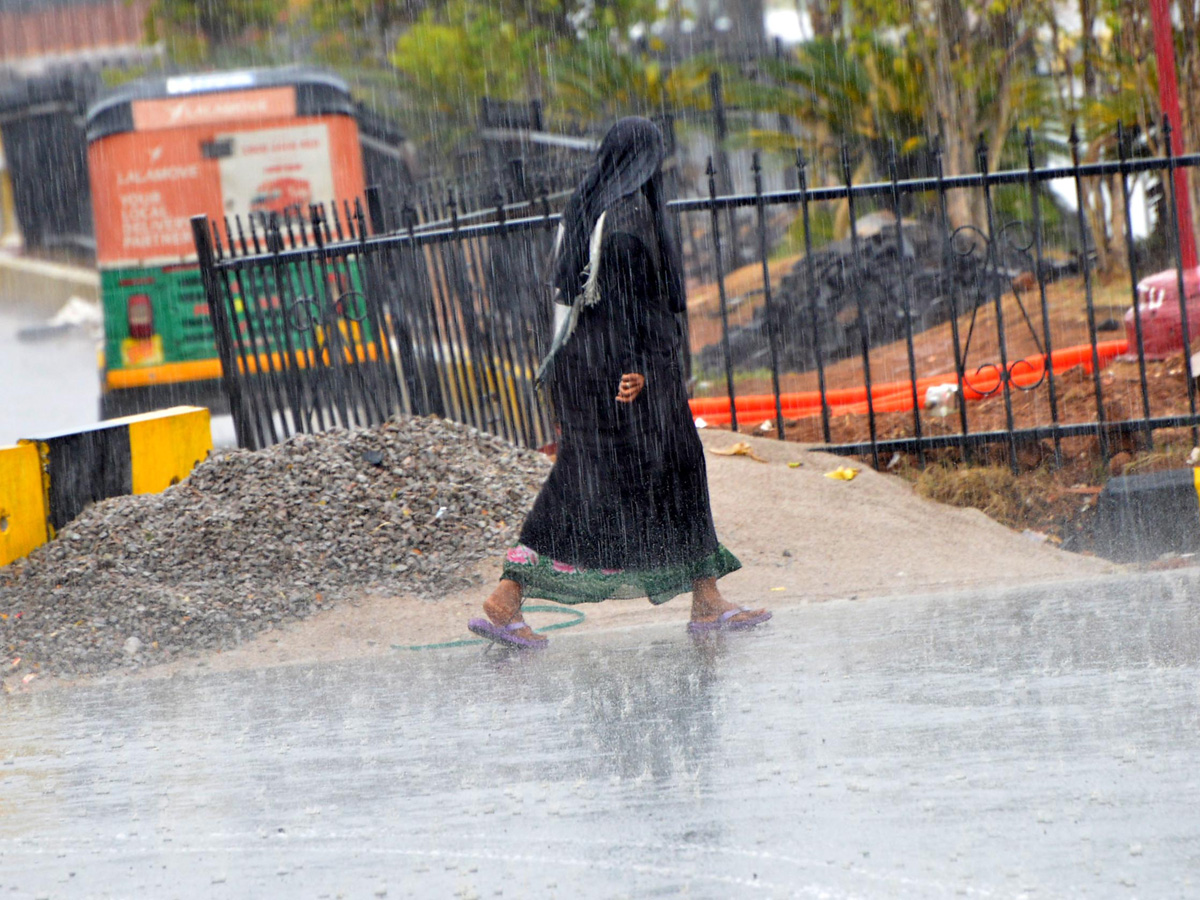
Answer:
0 416 551 681
699 218 1074 375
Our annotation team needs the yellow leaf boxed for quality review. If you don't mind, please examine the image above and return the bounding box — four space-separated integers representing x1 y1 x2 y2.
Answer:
824 465 860 481
709 441 768 463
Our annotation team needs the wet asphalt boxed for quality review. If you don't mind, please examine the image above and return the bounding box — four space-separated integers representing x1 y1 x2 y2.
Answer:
0 308 98 446
0 304 236 447
2 569 1199 899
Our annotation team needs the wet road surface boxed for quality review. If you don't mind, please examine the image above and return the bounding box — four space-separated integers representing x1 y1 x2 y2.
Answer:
1 304 236 446
0 308 99 445
2 570 1199 898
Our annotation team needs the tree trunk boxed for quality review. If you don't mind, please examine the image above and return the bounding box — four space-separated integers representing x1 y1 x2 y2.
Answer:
1086 175 1111 275
1080 0 1096 100
803 0 830 39
931 0 979 231
1107 173 1128 274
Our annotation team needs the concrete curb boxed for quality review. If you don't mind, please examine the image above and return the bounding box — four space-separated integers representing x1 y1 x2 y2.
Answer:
1091 467 1200 562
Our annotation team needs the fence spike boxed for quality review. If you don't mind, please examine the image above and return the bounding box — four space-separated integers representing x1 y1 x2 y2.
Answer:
267 213 282 254
211 219 225 261
248 213 263 254
353 198 367 240
402 202 419 232
494 186 507 225
234 214 249 256
331 201 345 242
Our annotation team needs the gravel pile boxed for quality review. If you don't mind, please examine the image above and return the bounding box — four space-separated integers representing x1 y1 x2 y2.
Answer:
0 416 550 683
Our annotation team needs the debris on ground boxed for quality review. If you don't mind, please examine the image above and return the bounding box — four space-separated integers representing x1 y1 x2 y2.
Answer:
824 465 860 481
709 441 768 462
0 416 551 682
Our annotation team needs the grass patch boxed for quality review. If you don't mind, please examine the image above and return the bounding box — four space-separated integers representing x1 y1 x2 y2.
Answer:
900 435 1200 550
909 463 1028 530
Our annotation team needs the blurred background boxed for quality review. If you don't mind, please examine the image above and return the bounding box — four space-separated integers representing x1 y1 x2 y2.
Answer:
1 0 1195 454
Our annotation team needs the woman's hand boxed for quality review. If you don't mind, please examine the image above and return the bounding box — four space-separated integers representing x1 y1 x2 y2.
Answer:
616 372 646 403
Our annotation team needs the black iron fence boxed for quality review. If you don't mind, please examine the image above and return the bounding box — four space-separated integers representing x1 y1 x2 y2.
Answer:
191 187 559 451
193 123 1200 474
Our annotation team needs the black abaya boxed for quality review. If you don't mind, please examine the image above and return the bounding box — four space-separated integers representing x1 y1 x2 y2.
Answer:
505 190 740 604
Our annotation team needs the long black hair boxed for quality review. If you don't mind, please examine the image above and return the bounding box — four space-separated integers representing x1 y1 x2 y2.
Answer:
552 117 685 314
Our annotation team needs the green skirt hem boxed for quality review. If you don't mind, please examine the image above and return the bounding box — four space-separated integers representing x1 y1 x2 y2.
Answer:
502 544 741 606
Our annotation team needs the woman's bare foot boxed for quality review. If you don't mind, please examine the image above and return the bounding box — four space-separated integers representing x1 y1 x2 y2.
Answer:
481 578 547 646
689 576 769 627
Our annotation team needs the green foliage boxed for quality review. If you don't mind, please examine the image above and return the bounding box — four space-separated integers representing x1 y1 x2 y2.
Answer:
101 64 163 89
145 0 280 63
393 5 546 107
307 0 409 66
546 38 716 122
777 204 838 258
387 0 554 150
758 37 927 147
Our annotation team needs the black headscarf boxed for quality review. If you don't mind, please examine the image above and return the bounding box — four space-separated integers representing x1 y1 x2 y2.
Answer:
553 117 686 314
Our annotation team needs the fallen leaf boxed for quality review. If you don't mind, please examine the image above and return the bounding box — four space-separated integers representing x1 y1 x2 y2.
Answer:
824 465 860 481
709 441 768 463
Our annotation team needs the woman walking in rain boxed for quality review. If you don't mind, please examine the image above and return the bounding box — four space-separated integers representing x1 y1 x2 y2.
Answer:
468 117 770 649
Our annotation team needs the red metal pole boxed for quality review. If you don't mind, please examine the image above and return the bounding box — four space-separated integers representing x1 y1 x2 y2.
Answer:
1150 0 1198 268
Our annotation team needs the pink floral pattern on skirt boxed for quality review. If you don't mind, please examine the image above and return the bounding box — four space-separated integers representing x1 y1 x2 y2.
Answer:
506 545 539 566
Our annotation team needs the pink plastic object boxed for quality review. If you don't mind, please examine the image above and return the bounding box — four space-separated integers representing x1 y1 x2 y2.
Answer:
1123 267 1200 359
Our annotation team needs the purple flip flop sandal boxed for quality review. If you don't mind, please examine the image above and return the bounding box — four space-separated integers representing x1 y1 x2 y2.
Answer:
467 618 548 650
687 607 773 634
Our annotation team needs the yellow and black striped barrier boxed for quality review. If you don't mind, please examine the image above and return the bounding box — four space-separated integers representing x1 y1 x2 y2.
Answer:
0 443 49 566
0 406 212 565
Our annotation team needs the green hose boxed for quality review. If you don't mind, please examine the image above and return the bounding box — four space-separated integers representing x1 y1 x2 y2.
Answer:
391 604 586 651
